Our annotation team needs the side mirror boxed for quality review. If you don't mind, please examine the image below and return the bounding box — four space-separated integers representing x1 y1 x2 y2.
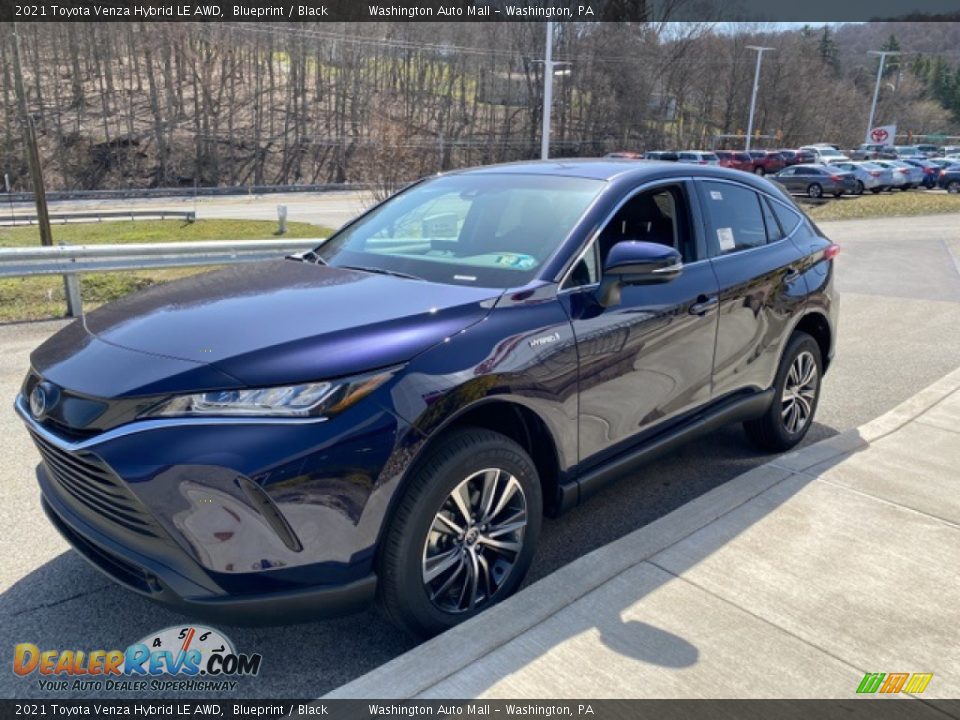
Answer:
596 241 682 308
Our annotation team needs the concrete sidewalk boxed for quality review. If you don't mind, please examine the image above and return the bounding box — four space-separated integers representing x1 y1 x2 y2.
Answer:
328 368 960 700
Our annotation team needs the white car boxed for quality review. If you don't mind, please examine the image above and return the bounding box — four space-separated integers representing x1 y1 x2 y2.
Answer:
799 145 851 165
676 151 720 165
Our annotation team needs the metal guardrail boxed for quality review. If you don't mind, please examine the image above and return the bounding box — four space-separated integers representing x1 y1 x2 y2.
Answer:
2 183 367 204
0 210 196 226
0 238 325 317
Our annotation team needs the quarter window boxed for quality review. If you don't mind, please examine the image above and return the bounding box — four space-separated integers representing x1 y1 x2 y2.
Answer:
769 199 802 236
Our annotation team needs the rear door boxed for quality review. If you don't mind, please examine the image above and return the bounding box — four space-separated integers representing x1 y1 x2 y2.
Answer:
695 179 808 398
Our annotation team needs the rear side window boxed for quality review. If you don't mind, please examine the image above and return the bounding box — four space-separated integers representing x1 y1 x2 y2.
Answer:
769 199 802 236
699 181 767 255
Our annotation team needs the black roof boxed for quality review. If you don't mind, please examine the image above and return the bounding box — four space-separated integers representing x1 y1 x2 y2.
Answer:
450 158 762 184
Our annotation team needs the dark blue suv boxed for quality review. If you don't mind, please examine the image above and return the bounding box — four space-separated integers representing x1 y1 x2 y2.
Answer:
16 160 838 637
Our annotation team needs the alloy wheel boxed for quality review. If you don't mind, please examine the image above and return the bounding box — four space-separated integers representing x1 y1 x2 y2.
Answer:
421 468 528 613
781 350 818 434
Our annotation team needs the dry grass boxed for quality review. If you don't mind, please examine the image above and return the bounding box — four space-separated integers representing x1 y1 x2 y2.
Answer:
806 190 960 221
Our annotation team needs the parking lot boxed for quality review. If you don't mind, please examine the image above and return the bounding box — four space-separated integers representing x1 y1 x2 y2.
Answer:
1 208 959 698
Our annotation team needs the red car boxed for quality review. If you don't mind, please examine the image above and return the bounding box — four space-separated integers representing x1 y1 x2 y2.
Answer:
748 150 786 175
715 150 753 171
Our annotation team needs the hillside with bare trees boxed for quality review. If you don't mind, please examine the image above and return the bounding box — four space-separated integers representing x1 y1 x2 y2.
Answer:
3 21 959 192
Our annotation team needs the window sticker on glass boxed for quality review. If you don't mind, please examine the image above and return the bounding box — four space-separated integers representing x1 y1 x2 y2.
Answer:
717 227 736 251
710 190 723 200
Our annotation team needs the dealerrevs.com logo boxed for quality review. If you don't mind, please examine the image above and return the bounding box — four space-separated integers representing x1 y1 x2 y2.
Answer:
13 625 262 693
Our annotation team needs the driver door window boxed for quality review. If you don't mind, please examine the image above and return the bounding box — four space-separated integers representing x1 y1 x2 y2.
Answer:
562 184 695 290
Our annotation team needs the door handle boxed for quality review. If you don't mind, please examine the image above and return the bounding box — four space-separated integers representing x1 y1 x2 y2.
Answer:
689 295 718 316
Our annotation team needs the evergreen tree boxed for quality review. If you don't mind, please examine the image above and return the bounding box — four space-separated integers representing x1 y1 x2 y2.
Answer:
818 26 840 74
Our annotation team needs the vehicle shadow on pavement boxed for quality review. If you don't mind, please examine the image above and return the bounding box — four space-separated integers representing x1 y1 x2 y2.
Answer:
405 430 861 697
0 423 842 699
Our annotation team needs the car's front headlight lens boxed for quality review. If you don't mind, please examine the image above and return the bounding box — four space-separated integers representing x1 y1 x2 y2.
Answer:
142 369 396 419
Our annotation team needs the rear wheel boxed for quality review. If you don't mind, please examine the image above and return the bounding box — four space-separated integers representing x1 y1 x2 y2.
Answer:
744 331 822 452
947 180 960 194
377 428 542 638
855 180 864 195
807 183 823 199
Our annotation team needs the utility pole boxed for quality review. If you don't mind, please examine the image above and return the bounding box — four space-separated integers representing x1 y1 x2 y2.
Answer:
865 50 900 144
10 22 53 247
744 46 774 152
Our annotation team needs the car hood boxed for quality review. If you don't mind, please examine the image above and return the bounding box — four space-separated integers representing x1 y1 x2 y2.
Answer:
32 260 502 395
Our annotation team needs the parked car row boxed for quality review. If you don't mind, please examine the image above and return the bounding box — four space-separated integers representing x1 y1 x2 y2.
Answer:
605 145 960 197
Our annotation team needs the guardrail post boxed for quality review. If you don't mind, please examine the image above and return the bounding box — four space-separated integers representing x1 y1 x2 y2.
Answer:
59 242 83 317
277 205 287 235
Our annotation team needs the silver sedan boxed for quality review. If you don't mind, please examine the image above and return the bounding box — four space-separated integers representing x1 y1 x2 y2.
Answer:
831 161 892 194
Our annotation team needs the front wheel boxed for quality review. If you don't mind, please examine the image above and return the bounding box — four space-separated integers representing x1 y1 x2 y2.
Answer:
947 180 960 194
377 428 542 638
744 331 823 452
855 180 864 195
807 183 823 199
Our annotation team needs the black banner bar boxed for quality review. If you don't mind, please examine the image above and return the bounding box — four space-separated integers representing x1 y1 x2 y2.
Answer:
4 0 960 23
2 700 960 720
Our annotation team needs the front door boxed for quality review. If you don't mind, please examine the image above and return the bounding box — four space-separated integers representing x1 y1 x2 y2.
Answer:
559 181 719 467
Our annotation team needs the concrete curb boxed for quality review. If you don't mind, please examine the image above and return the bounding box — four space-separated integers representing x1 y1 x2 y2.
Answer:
325 366 960 700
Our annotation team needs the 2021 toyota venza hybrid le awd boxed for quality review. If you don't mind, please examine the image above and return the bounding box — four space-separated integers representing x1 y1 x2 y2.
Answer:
16 160 838 637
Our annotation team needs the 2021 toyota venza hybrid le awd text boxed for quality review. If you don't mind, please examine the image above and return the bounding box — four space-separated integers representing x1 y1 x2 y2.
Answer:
16 160 837 637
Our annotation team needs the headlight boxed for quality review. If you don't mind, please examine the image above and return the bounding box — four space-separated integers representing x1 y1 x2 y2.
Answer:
142 369 397 419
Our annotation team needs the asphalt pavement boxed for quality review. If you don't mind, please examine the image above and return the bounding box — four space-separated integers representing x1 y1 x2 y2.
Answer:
1 210 959 698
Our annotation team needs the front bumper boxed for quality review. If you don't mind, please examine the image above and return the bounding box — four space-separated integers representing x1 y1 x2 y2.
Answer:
41 479 376 625
15 393 398 624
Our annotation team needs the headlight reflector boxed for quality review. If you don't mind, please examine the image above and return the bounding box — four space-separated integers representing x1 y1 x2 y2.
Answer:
143 369 395 419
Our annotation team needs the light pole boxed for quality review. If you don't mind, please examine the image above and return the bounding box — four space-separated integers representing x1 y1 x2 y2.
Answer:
744 45 776 152
536 22 572 160
865 50 900 143
744 46 774 152
541 21 555 160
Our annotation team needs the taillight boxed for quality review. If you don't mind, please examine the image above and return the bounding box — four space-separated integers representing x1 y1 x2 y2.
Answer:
824 244 840 261
830 175 842 181
870 171 881 177
923 167 934 174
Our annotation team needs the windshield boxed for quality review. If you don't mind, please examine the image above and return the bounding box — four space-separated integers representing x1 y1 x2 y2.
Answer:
315 174 605 287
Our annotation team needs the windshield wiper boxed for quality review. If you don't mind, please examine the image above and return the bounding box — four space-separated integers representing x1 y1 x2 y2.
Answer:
339 265 424 281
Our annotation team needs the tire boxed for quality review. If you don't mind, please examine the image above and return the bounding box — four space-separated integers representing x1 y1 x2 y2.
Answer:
947 180 960 194
807 183 823 199
743 331 823 452
855 180 864 195
377 428 542 638
754 166 765 176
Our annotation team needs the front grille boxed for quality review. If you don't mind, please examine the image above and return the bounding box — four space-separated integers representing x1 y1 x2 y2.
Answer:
30 430 161 539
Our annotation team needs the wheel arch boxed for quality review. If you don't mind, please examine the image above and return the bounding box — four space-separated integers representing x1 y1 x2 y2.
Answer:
376 397 566 563
793 310 833 372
